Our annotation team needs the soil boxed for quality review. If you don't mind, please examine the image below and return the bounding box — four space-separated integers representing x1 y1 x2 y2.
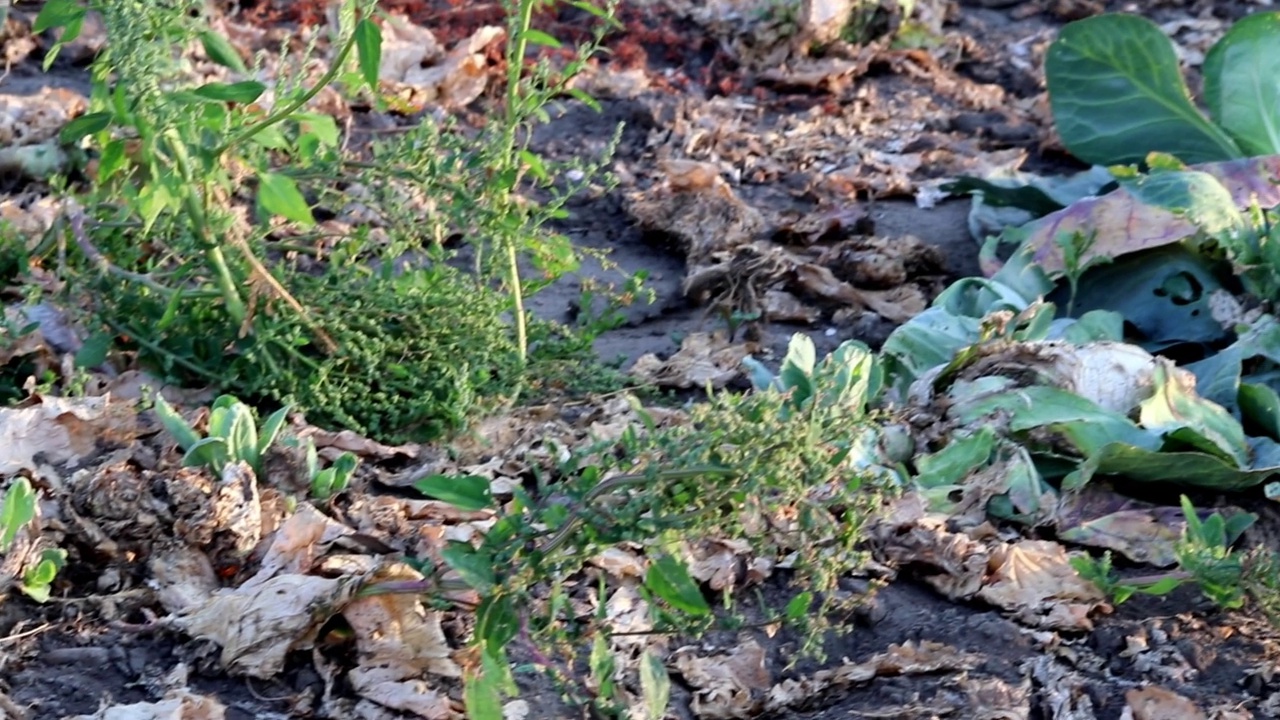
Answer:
5 1 1280 719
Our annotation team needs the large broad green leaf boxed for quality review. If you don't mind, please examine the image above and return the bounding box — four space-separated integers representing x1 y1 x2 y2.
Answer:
1056 246 1228 350
914 428 996 489
1203 12 1280 156
881 277 1034 395
1046 14 1242 165
1188 315 1280 413
1065 438 1280 491
1120 169 1245 237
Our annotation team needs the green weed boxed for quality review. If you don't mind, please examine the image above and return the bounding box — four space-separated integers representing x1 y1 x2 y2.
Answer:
1071 495 1280 615
28 0 629 442
397 335 896 717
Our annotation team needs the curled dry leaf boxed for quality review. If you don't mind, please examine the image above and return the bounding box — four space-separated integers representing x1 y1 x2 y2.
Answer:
301 425 419 460
673 636 770 720
606 582 662 656
384 395 683 489
0 395 138 476
344 563 461 719
685 537 755 592
168 506 371 678
590 546 647 579
0 87 87 146
149 544 222 615
376 17 504 111
173 572 363 678
980 540 1106 630
0 194 64 240
0 690 27 720
0 305 53 366
627 159 941 325
630 331 759 389
765 641 982 714
1126 686 1207 720
872 495 1106 631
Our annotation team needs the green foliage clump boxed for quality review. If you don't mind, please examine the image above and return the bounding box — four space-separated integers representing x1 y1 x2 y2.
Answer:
254 268 522 442
408 335 900 715
108 264 521 444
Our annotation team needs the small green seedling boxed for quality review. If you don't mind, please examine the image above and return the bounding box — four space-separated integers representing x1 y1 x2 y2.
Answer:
1 477 37 553
21 548 67 602
305 439 358 500
1072 495 1258 609
1 478 66 603
153 393 289 477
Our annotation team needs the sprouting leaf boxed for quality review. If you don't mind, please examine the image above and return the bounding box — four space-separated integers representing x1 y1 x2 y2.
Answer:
331 452 359 482
183 437 230 473
644 554 710 616
74 331 112 368
1 478 38 552
639 649 671 720
463 661 504 720
20 548 67 603
256 171 315 226
1203 12 1280 156
59 112 112 144
440 541 497 591
475 596 520 653
1045 13 1241 164
354 18 383 90
192 81 267 103
257 406 290 457
521 29 562 48
784 591 813 622
33 0 84 33
295 112 341 148
250 126 290 150
199 30 247 73
778 333 816 407
519 150 548 182
589 634 617 701
412 474 493 511
567 87 602 112
96 139 128 181
151 394 201 452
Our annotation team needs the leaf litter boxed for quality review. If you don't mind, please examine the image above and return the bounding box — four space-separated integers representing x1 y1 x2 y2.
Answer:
7 0 1280 719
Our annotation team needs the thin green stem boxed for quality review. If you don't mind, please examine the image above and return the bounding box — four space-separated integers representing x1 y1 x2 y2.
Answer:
100 316 221 380
212 17 363 157
495 0 539 362
163 131 247 323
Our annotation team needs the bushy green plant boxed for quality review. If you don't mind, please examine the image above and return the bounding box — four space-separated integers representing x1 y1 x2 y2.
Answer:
30 0 628 441
398 334 898 717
